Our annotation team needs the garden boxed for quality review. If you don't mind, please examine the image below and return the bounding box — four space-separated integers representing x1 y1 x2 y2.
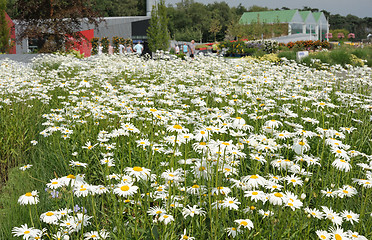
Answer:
217 39 372 68
0 52 371 239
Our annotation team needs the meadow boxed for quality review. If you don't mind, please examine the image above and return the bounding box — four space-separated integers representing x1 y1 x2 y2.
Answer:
0 53 371 240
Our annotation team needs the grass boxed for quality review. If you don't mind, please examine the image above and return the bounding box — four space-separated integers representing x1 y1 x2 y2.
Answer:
0 54 372 239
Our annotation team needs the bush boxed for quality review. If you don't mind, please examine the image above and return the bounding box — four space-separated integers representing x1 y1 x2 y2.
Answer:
329 50 351 66
277 51 296 61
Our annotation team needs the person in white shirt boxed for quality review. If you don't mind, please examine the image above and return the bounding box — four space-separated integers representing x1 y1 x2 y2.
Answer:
118 44 125 55
98 43 103 55
133 41 143 55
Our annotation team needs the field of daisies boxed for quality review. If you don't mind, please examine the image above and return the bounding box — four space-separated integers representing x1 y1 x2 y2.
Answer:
0 53 371 240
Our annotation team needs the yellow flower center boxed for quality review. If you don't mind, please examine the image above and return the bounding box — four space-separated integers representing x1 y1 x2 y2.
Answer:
252 192 258 195
24 231 30 234
321 235 326 239
67 174 75 179
173 125 182 129
25 192 33 197
46 212 54 216
274 193 283 198
199 166 206 171
229 201 234 204
133 167 143 172
120 185 130 191
298 142 305 146
250 175 258 179
200 142 206 145
240 221 248 226
192 185 199 189
346 215 352 219
163 215 169 219
200 131 206 134
335 234 342 240
156 211 162 214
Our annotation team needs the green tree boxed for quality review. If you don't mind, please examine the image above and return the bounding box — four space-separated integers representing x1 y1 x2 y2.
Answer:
0 0 10 53
209 18 221 42
147 0 170 52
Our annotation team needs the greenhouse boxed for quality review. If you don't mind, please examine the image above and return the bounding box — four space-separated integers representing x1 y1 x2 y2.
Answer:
239 10 329 41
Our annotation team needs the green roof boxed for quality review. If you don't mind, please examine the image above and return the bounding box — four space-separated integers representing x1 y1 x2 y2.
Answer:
239 10 297 24
299 11 311 21
312 12 322 22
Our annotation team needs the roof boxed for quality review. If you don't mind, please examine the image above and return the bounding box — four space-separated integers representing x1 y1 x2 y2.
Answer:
299 11 317 24
299 11 311 21
312 12 322 22
239 10 298 24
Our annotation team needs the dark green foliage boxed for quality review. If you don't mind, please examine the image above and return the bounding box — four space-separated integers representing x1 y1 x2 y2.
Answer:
91 37 99 55
0 0 10 53
101 37 109 53
147 0 170 52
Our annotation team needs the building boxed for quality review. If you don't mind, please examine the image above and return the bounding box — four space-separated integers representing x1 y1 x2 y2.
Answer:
239 9 329 43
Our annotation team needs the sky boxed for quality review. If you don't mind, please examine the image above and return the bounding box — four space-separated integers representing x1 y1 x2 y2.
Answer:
164 0 372 18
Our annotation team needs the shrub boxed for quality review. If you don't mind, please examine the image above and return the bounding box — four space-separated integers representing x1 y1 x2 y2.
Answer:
277 51 296 61
100 37 110 53
329 50 351 66
91 37 99 55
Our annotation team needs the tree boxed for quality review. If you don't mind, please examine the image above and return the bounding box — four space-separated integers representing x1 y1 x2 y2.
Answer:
248 5 270 12
0 0 10 53
15 0 102 52
92 0 139 17
209 18 221 42
147 0 170 52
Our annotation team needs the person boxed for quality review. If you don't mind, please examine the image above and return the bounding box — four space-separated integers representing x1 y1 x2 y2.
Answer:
118 43 125 55
212 42 218 54
189 40 196 59
126 44 133 53
108 44 114 55
134 41 143 55
183 43 188 55
175 44 180 54
98 43 103 55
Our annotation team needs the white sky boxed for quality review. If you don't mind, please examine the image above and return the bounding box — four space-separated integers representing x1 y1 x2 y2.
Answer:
164 0 372 18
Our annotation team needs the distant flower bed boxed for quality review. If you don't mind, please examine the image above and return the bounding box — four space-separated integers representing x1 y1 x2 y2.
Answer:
283 40 330 50
220 40 279 57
